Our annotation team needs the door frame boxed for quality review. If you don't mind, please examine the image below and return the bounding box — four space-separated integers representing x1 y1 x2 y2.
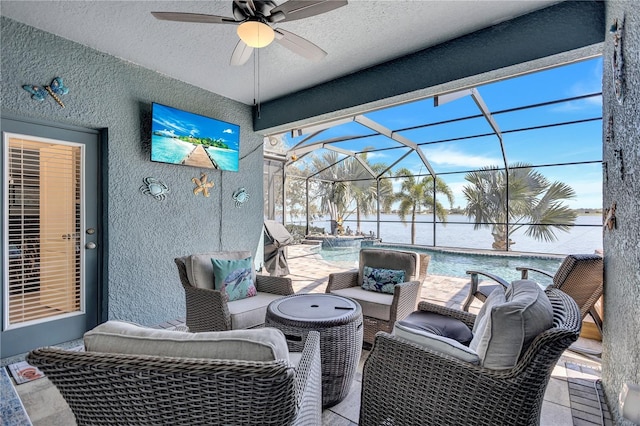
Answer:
1 112 105 357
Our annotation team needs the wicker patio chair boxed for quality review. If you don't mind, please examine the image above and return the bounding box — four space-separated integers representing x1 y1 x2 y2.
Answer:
175 251 294 332
463 253 603 334
360 288 581 426
27 329 322 426
326 248 429 345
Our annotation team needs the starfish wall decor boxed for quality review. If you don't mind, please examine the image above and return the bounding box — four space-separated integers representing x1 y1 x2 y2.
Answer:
192 173 214 197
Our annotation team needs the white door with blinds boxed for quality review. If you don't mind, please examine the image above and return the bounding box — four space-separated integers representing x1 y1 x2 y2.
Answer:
2 117 100 358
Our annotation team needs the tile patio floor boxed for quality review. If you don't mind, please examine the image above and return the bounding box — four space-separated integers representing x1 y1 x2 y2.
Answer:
7 244 610 425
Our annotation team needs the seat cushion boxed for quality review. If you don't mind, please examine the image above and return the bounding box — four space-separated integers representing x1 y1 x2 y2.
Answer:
185 251 255 290
229 292 285 329
331 287 392 321
397 311 473 345
393 323 480 364
470 280 554 370
211 256 257 301
84 320 290 361
361 266 405 294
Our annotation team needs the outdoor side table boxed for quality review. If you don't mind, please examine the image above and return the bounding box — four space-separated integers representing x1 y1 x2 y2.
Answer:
265 293 363 408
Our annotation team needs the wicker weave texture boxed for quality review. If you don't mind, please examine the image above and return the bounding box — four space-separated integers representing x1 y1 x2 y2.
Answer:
27 331 322 426
360 289 581 426
265 294 363 408
464 254 604 329
327 274 421 345
326 249 428 345
549 254 603 319
175 256 294 332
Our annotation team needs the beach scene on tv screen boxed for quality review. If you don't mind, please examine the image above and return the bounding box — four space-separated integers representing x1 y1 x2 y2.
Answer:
151 103 240 171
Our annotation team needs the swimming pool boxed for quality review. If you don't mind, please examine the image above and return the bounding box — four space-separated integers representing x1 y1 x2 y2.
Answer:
314 244 564 286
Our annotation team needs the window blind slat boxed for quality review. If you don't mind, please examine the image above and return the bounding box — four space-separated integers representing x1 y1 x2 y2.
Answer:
6 139 82 325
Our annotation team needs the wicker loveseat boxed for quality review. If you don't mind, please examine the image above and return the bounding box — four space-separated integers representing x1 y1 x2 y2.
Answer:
27 322 322 426
326 248 429 345
175 251 294 332
360 288 581 426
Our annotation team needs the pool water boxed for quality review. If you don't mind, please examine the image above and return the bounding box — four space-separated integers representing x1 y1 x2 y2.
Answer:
315 245 564 286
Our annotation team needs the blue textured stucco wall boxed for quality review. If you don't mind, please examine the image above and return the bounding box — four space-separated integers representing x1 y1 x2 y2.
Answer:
601 3 640 425
1 17 265 326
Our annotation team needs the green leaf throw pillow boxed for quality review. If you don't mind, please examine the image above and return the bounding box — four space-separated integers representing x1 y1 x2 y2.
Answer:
362 266 405 294
211 257 257 302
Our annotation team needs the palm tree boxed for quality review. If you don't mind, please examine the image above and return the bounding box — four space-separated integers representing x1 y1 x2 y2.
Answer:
346 152 394 234
308 150 391 235
462 162 577 250
390 168 455 244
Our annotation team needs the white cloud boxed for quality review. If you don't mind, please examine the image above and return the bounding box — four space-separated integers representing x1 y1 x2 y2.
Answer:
223 128 234 134
552 59 603 112
551 95 602 112
424 146 502 168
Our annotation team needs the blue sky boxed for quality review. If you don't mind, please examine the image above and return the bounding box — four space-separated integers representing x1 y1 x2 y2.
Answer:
281 57 603 209
152 103 240 150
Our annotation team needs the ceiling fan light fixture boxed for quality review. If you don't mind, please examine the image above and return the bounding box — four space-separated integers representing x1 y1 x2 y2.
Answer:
237 20 274 48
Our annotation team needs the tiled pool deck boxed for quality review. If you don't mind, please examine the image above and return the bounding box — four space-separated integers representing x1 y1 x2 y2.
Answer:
5 244 610 425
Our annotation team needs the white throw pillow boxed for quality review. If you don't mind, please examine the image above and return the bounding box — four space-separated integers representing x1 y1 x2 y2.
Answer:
393 323 480 364
84 320 289 361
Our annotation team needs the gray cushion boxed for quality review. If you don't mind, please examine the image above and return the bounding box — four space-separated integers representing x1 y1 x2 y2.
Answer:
357 249 418 287
331 287 393 321
228 292 284 329
186 251 256 290
84 320 290 361
397 311 473 345
471 286 506 336
470 280 554 370
393 323 480 364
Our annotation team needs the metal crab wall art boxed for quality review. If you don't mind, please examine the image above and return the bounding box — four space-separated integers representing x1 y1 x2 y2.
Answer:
139 177 169 201
232 188 249 208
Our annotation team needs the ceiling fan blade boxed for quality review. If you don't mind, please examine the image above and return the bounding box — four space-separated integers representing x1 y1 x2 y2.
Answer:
151 12 238 24
230 40 254 66
274 28 327 61
269 0 347 23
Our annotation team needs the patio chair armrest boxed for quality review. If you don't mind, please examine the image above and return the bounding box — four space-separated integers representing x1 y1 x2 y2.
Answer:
391 280 422 323
462 270 510 312
417 301 476 329
293 331 322 414
516 266 554 280
465 270 510 288
326 271 359 292
182 285 232 332
256 275 294 295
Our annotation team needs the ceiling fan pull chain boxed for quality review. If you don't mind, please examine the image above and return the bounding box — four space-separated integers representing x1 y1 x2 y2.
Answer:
255 47 261 119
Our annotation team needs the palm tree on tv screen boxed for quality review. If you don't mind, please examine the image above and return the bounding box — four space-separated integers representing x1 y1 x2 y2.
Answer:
462 163 577 250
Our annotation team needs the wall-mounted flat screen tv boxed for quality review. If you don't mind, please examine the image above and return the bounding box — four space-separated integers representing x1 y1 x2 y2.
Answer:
151 103 240 172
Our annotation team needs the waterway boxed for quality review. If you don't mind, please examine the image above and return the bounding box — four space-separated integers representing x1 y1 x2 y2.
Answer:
299 214 602 256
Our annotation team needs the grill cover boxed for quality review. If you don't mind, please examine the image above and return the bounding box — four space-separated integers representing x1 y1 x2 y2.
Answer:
264 220 293 276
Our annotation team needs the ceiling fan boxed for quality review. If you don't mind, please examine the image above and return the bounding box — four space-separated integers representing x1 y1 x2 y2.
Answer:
152 0 347 66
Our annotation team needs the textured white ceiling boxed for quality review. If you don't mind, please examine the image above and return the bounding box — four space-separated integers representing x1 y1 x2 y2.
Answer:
1 0 560 105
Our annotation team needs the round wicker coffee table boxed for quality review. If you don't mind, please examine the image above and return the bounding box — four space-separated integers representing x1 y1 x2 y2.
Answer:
265 293 363 408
